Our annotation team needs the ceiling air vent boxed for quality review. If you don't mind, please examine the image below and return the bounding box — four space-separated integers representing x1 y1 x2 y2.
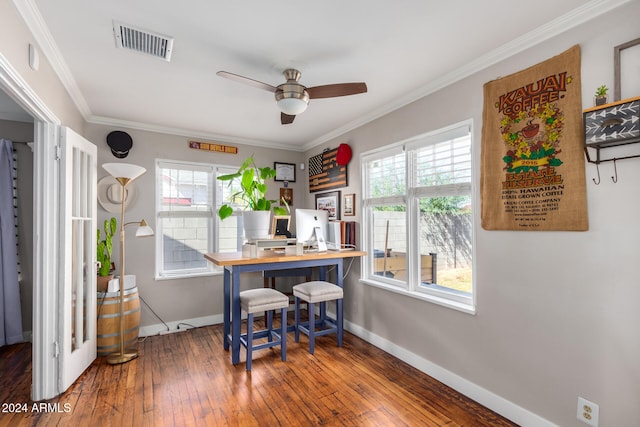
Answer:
113 21 173 61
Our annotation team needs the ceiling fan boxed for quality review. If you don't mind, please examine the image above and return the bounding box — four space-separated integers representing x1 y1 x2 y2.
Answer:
216 68 367 124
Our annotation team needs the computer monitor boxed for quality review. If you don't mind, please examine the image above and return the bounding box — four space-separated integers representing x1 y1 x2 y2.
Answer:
295 209 328 251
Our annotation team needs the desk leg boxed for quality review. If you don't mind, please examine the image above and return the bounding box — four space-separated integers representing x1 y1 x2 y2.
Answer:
231 268 242 365
337 259 345 345
223 267 230 350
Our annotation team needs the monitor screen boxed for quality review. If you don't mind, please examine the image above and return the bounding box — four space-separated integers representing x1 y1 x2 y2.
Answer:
295 209 328 247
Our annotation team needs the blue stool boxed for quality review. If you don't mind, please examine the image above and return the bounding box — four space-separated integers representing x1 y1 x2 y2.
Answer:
293 281 343 355
239 288 289 371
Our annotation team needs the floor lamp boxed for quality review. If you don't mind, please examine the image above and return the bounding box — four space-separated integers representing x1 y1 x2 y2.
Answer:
102 163 153 364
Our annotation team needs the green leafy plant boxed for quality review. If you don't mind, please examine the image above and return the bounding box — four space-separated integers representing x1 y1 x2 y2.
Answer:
595 85 608 97
97 217 117 276
217 155 288 220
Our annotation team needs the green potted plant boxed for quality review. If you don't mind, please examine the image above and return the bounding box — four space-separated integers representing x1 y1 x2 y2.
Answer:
97 217 117 292
594 85 608 106
217 155 287 239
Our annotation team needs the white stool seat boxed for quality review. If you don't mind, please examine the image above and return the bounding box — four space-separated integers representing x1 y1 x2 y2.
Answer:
293 281 343 303
293 281 344 355
241 288 290 313
239 288 289 371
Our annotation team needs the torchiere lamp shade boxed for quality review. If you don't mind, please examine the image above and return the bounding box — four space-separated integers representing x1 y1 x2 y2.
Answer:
102 163 146 182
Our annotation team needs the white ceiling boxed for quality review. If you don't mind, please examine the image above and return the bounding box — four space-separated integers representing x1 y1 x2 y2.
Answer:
13 0 623 150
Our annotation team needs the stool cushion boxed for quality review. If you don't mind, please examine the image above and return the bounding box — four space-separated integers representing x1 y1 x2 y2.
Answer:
293 281 343 303
240 288 289 313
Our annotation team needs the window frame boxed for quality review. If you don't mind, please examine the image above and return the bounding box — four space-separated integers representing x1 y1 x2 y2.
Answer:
154 159 240 280
360 120 476 314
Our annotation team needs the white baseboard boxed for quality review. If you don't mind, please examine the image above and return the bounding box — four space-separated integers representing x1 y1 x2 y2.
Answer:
139 307 302 337
139 314 223 337
344 320 556 427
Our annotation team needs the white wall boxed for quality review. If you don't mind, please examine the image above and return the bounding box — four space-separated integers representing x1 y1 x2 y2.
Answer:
86 124 306 332
309 3 640 426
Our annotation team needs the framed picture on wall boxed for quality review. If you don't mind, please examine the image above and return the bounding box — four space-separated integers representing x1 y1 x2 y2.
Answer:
343 193 355 216
308 148 347 192
280 187 293 206
315 191 340 221
614 37 640 101
274 162 296 182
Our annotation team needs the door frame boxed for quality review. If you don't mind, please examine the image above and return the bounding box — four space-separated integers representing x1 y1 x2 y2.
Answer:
0 53 62 401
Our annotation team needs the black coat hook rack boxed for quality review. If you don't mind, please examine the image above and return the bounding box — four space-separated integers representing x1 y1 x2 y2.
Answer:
592 163 601 185
583 95 640 184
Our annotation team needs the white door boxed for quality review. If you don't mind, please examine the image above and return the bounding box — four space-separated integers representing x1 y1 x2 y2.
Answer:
59 127 97 390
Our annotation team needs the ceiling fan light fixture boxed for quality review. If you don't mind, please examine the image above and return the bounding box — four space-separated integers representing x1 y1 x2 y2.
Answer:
276 97 308 115
275 83 309 115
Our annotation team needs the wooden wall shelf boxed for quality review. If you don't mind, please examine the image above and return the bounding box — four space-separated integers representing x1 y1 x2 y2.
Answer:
583 95 640 164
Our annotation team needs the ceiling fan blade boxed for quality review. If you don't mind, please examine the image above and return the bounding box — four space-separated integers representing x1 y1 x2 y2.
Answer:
216 71 277 93
307 82 368 99
281 112 296 125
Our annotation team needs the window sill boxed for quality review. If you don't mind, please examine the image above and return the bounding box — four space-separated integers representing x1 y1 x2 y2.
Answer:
359 278 476 315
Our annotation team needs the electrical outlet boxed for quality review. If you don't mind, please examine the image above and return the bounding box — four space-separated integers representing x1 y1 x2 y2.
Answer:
577 397 599 427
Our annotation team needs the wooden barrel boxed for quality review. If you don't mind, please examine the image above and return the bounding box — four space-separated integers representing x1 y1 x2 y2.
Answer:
96 287 141 357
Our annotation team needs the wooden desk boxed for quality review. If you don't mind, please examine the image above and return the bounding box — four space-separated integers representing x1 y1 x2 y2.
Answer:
204 250 366 365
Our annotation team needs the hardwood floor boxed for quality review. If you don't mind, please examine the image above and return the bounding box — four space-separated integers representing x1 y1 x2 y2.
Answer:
0 323 518 426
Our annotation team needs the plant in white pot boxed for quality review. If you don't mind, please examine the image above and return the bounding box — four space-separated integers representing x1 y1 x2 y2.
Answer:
217 155 288 240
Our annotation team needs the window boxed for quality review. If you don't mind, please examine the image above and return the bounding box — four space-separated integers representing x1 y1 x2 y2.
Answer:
361 122 474 312
155 160 242 279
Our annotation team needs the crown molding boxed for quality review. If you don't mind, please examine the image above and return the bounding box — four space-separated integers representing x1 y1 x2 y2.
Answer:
87 115 305 152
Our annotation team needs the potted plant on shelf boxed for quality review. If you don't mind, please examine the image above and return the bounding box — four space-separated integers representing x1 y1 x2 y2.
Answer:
97 217 117 292
594 85 608 106
218 155 288 240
